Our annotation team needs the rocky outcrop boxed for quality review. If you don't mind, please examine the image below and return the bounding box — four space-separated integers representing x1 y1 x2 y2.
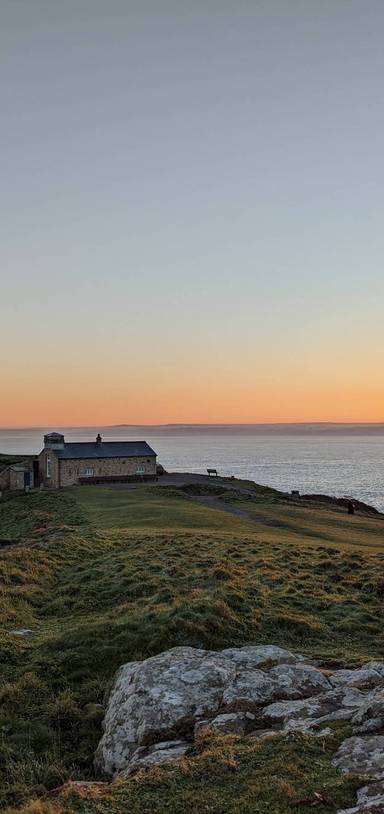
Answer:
95 647 237 775
350 692 384 735
333 736 384 813
330 668 383 690
96 644 384 795
194 711 256 736
337 781 384 813
267 663 332 698
332 735 384 777
121 740 189 776
221 644 298 670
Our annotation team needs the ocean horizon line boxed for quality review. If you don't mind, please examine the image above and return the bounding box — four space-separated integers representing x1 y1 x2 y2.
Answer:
1 422 384 435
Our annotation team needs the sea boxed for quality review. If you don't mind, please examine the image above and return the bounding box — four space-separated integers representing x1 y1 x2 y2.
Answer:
1 424 384 512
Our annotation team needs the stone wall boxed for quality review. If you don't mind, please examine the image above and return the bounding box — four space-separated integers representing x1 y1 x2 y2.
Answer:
38 450 60 488
59 455 156 487
0 469 10 491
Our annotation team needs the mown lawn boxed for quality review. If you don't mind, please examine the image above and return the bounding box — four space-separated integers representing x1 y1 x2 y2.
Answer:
0 484 383 812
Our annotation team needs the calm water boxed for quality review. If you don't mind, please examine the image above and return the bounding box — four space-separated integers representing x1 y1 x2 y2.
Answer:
1 427 383 511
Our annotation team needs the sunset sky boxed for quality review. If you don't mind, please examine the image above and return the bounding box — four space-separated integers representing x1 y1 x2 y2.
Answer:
1 0 384 427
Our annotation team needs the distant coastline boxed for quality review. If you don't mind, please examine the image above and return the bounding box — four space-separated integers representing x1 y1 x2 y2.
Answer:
2 422 384 435
109 423 384 436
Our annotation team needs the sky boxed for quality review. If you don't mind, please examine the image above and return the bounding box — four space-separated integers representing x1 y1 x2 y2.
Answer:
1 0 384 426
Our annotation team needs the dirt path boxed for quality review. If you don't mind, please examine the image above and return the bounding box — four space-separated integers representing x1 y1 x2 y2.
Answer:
192 495 291 529
192 495 253 521
110 472 293 529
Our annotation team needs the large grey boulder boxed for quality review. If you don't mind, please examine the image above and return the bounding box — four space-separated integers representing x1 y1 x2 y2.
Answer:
332 736 384 778
96 647 236 775
96 644 384 778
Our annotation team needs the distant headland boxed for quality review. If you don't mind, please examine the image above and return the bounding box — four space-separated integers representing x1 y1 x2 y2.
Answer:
108 423 384 436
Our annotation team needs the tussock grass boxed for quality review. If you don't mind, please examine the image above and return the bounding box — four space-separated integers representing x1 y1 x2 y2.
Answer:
4 732 361 814
0 484 383 811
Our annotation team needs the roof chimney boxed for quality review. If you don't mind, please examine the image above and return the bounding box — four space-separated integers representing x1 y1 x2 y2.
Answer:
96 433 102 445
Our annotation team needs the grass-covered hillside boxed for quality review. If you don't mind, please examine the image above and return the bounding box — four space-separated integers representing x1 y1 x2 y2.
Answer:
1 480 383 813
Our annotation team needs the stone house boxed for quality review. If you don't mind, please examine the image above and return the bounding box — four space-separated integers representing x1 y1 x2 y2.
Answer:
0 461 34 492
38 433 157 488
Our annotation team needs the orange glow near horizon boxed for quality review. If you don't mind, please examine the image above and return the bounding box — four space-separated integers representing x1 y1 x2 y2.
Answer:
2 357 384 427
2 280 384 428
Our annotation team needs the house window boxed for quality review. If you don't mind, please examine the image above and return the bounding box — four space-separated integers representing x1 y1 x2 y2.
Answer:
46 457 51 478
136 465 145 474
83 467 94 477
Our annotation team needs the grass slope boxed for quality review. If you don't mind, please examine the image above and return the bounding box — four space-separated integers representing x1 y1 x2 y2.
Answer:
0 483 383 812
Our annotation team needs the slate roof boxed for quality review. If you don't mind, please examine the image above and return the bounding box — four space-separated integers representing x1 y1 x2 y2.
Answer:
55 441 156 460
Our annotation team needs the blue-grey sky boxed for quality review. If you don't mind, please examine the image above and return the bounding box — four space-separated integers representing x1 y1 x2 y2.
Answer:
1 0 384 425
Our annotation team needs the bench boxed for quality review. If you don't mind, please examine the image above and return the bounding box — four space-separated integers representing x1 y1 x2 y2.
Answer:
207 468 218 477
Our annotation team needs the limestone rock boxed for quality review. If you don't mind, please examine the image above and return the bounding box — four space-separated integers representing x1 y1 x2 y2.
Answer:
120 740 189 776
330 668 383 690
96 644 384 780
221 645 299 670
341 687 370 708
222 669 276 710
366 662 384 679
337 781 384 813
332 735 384 778
261 691 343 728
269 663 332 699
195 712 255 736
96 646 236 775
355 781 384 810
351 691 384 735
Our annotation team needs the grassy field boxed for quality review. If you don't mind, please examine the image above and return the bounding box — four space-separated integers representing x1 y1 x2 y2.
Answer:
72 484 257 532
0 482 383 813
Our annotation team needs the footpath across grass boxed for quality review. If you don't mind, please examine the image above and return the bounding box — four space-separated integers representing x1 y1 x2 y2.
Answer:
0 484 383 812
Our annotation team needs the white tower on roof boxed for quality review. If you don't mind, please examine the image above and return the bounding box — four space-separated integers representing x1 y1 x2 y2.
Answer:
44 432 65 450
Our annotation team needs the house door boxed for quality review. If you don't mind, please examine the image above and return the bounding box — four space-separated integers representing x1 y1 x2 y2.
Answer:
24 471 31 488
33 460 39 487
